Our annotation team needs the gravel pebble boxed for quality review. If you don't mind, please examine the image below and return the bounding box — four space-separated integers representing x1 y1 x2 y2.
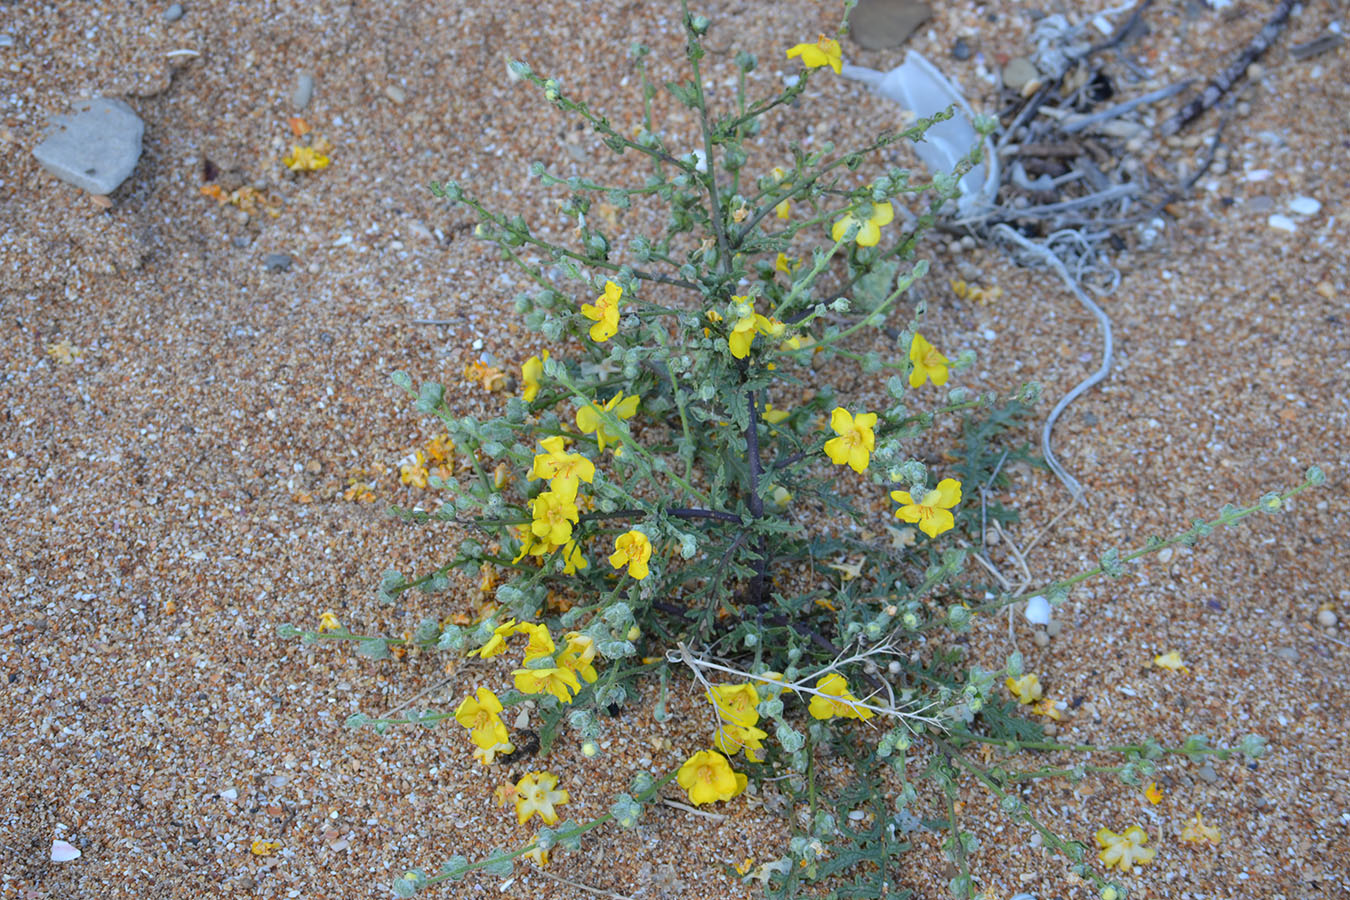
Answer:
163 3 184 22
1197 763 1220 784
1289 195 1322 215
291 71 315 110
32 97 144 194
1317 608 1338 628
1267 213 1297 232
1002 57 1038 91
264 252 293 271
952 37 972 60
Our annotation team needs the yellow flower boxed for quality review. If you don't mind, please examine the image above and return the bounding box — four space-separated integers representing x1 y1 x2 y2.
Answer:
1005 673 1043 705
726 297 785 360
715 721 769 762
472 740 515 766
560 539 589 575
762 403 790 425
513 665 582 703
831 201 894 247
1154 650 1190 673
908 332 949 388
529 435 595 500
1144 782 1164 805
454 687 511 750
580 280 622 342
250 840 281 856
774 252 800 275
808 673 875 720
823 407 877 473
1095 825 1157 873
470 619 518 659
609 530 653 580
677 750 748 806
399 450 429 489
558 631 599 683
706 683 761 726
283 144 330 172
735 858 755 876
891 478 963 539
425 433 454 464
516 622 557 662
1031 697 1063 721
786 34 843 74
576 391 640 455
521 350 548 403
1178 812 1221 846
530 489 579 546
317 610 342 633
523 846 550 868
513 771 570 825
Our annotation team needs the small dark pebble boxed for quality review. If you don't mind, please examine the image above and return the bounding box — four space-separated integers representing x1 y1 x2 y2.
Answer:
264 253 293 272
231 236 250 249
163 3 184 22
1206 599 1225 611
952 38 972 61
1196 763 1219 784
1081 411 1098 426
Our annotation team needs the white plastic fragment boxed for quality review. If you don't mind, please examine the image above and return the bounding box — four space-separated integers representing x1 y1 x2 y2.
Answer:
51 840 82 862
1267 214 1297 232
1024 595 1052 626
840 52 998 217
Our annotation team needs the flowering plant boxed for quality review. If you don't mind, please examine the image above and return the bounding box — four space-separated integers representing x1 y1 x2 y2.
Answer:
276 4 1324 898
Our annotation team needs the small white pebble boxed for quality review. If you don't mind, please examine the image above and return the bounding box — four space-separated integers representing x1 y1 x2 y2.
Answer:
220 788 238 800
1245 168 1272 182
1317 609 1337 628
1267 214 1297 233
982 329 997 341
1024 595 1051 626
1289 195 1322 215
51 840 81 862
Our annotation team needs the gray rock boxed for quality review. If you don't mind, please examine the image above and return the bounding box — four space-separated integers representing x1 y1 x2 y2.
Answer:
1002 57 1038 92
1246 195 1273 213
33 98 145 195
163 3 184 22
1274 646 1298 663
264 253 293 272
952 38 972 61
0 34 15 49
849 0 932 51
291 72 315 111
1196 762 1219 784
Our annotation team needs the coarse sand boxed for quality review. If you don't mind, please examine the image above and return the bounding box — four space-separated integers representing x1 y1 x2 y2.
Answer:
2 2 1348 899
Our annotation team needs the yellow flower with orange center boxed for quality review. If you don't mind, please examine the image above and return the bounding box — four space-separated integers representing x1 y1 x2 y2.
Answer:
677 750 748 806
609 530 653 580
580 281 622 342
576 391 640 455
832 202 893 247
786 34 843 74
908 332 949 387
1095 825 1157 872
513 771 570 825
891 478 963 539
807 673 874 720
823 407 877 473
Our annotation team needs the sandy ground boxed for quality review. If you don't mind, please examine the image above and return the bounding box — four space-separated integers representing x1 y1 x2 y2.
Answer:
2 1 1348 899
